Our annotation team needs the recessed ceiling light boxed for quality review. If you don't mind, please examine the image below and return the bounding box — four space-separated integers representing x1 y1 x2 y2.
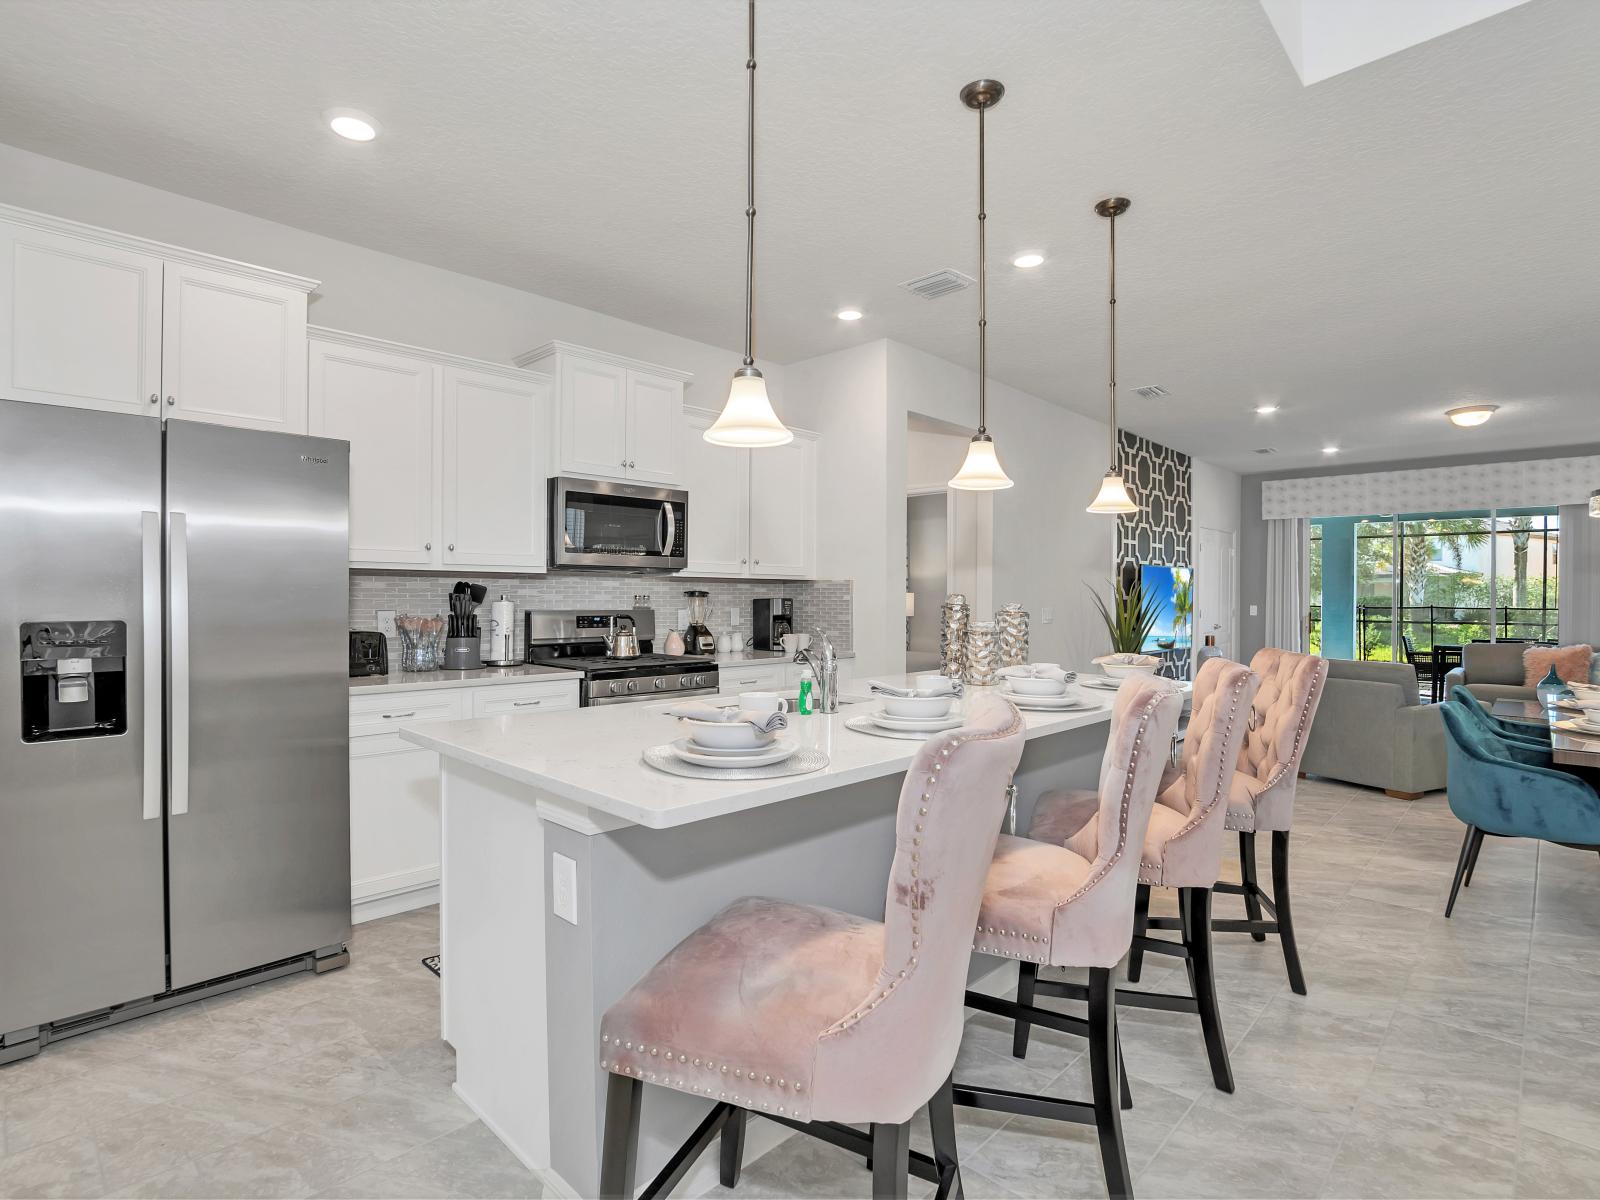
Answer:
1322 445 1340 455
1255 403 1279 415
1446 404 1498 428
835 308 863 322
1012 253 1045 269
325 108 380 142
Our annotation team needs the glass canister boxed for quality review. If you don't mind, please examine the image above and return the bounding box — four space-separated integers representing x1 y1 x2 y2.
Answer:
997 603 1029 666
964 620 1001 687
397 614 445 672
939 594 969 679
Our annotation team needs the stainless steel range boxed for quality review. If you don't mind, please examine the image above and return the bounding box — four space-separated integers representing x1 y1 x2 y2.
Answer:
523 608 718 707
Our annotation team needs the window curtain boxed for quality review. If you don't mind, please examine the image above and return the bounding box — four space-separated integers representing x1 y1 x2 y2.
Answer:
1558 503 1600 646
1265 516 1310 653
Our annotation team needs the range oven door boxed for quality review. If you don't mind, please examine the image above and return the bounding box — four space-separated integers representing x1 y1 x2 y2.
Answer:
549 477 688 571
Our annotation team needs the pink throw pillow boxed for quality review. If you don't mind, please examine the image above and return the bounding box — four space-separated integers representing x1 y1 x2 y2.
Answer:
1523 644 1594 688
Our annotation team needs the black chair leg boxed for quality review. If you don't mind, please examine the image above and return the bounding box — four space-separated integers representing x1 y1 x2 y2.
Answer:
870 1120 911 1200
1239 832 1266 941
927 1073 965 1200
1127 884 1151 982
1463 826 1485 888
1180 886 1234 1093
599 1073 643 1200
1088 966 1134 1200
1011 961 1037 1059
1446 825 1481 918
1117 1028 1133 1110
1271 831 1307 996
719 1105 747 1188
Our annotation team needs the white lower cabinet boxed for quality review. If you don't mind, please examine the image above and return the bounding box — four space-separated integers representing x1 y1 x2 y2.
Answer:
347 679 577 922
717 662 789 695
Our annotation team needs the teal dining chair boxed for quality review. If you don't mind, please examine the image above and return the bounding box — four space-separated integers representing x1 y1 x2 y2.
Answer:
1439 701 1600 918
1448 686 1552 761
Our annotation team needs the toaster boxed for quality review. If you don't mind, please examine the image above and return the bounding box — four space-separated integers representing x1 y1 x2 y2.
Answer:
349 630 389 677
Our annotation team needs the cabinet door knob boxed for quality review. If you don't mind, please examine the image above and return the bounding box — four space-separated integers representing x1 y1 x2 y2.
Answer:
754 560 760 565
165 395 176 407
448 544 455 551
149 393 159 405
620 460 627 467
741 558 747 564
628 460 636 468
425 542 432 550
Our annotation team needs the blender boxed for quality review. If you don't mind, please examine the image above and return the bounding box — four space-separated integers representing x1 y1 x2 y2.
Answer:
683 589 715 655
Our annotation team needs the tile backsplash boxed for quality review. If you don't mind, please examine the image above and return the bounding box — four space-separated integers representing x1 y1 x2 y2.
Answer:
350 570 853 660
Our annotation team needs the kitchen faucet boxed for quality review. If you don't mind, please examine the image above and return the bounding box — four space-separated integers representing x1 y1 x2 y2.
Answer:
798 629 839 714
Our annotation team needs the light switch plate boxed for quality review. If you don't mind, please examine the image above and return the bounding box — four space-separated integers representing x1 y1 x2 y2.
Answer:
1041 607 1054 623
728 607 741 627
376 610 397 641
552 853 578 925
1249 604 1259 617
677 608 690 628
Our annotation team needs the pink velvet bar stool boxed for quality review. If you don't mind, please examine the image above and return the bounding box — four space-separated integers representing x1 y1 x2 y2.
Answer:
1017 658 1260 1094
954 675 1183 1200
596 692 1025 1200
1215 647 1328 995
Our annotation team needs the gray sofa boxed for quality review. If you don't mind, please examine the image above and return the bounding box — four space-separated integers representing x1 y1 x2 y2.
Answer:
1300 659 1446 799
1440 641 1597 705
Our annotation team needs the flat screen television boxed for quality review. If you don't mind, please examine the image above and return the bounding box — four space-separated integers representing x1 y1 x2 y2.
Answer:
1139 563 1192 654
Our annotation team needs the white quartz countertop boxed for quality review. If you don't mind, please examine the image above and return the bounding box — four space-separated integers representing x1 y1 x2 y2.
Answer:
350 664 579 694
400 676 1121 831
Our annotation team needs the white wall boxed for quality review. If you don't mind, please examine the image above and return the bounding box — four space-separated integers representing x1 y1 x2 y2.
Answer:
0 142 803 426
1192 458 1243 535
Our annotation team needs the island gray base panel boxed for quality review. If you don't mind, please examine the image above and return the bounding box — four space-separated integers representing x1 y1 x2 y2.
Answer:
441 724 1110 1199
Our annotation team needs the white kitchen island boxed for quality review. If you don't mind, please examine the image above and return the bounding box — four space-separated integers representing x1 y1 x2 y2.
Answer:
400 679 1134 1198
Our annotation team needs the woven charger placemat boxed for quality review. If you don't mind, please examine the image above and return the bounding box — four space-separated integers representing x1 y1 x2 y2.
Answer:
844 714 942 741
642 744 830 780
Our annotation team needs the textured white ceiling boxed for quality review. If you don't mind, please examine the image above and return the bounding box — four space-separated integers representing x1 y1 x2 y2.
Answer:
1 0 1594 472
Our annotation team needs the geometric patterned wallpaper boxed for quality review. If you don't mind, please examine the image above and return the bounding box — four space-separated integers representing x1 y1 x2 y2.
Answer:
1115 429 1192 569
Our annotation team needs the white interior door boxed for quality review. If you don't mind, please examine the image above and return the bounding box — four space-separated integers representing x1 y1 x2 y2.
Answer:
559 358 628 479
679 409 749 575
441 367 547 569
624 372 682 483
309 340 439 566
1195 524 1238 662
0 220 162 416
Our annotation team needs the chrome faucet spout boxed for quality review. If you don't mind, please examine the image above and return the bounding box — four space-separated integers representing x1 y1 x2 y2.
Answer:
799 629 839 714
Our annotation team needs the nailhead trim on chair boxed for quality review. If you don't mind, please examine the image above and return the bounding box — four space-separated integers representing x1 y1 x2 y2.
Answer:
1224 661 1322 833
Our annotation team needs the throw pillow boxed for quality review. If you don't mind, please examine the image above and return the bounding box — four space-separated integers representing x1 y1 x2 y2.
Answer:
1523 644 1594 688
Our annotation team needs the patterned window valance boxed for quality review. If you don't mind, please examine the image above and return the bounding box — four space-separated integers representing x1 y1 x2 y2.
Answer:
1261 455 1600 520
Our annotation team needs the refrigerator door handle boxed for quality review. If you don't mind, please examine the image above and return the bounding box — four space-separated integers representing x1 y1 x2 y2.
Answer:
141 511 162 820
169 510 190 817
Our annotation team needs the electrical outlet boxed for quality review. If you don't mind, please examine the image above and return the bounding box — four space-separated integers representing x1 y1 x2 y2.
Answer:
376 610 397 641
1248 604 1259 617
677 608 690 628
728 608 741 627
552 853 578 925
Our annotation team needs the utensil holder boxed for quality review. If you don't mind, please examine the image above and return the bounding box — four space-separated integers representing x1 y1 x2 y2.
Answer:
940 594 969 679
443 637 482 671
997 603 1029 666
964 620 1000 687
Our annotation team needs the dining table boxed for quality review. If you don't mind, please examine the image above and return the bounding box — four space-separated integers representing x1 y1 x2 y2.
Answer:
1490 697 1600 768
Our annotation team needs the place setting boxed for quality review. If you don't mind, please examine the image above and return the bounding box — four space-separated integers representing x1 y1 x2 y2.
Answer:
1077 651 1163 691
997 664 1102 711
846 675 966 740
643 692 830 779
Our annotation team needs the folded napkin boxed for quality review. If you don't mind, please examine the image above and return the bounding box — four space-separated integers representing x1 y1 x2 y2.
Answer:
667 700 788 734
868 677 963 699
999 665 1076 683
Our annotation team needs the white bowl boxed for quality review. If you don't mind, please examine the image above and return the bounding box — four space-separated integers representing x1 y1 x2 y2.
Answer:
678 719 777 751
1093 653 1161 680
881 694 955 719
1004 676 1067 696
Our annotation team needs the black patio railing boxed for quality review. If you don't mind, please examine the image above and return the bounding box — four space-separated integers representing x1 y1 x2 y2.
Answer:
1304 604 1557 662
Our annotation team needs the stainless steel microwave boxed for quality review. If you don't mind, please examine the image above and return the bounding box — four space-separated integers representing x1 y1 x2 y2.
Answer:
548 477 688 572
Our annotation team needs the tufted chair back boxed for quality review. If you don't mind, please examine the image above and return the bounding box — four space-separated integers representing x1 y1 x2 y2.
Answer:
811 691 1024 1123
1237 648 1328 832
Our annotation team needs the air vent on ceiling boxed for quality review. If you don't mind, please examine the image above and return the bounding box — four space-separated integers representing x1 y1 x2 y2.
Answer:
1254 447 1278 455
900 269 975 300
1132 384 1170 399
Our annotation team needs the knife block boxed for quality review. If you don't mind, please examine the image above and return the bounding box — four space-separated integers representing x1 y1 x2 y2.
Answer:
443 637 482 671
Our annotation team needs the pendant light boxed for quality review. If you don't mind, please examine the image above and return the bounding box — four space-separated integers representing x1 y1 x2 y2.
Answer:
1086 196 1138 514
704 0 792 448
948 80 1014 491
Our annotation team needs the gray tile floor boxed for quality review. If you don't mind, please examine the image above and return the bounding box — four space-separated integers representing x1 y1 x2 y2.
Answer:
3 778 1598 1199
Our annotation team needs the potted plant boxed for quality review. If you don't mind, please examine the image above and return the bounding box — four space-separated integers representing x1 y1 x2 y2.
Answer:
1088 573 1163 677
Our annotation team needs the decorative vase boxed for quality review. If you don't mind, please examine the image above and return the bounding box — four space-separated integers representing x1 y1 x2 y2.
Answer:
939 594 969 679
1536 665 1573 706
997 603 1029 666
964 620 1000 687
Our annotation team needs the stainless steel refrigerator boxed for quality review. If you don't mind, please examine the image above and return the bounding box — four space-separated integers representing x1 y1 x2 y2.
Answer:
1 400 351 1062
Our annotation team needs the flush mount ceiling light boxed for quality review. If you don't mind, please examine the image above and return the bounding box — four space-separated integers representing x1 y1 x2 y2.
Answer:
1086 197 1137 514
1255 403 1280 415
704 0 793 449
835 308 863 321
1446 404 1499 428
1012 252 1045 269
948 80 1014 492
1322 445 1340 455
324 108 379 142
1590 489 1600 519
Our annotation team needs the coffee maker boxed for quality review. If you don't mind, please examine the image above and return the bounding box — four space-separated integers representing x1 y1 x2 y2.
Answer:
683 589 716 655
752 597 794 652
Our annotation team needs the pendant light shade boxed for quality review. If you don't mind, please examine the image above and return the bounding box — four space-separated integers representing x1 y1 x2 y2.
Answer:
705 0 793 449
949 80 1013 492
1086 196 1136 514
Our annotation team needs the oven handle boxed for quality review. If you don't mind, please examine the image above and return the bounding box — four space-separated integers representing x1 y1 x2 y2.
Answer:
659 502 676 557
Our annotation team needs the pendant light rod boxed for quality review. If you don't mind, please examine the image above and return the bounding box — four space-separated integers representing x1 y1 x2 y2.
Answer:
961 80 1002 435
1095 196 1130 472
742 0 756 368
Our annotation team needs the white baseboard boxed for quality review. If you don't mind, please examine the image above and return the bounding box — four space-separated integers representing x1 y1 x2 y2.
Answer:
352 880 439 924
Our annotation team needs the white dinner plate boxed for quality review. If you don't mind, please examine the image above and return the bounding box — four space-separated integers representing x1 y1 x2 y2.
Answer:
1078 676 1123 691
1000 689 1095 710
870 709 965 732
684 738 786 757
671 737 798 768
1555 717 1600 736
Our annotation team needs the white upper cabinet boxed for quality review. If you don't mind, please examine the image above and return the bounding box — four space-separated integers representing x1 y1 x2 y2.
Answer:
515 341 690 486
680 406 816 580
441 366 549 570
0 206 316 428
310 337 439 567
310 328 550 572
161 262 308 433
